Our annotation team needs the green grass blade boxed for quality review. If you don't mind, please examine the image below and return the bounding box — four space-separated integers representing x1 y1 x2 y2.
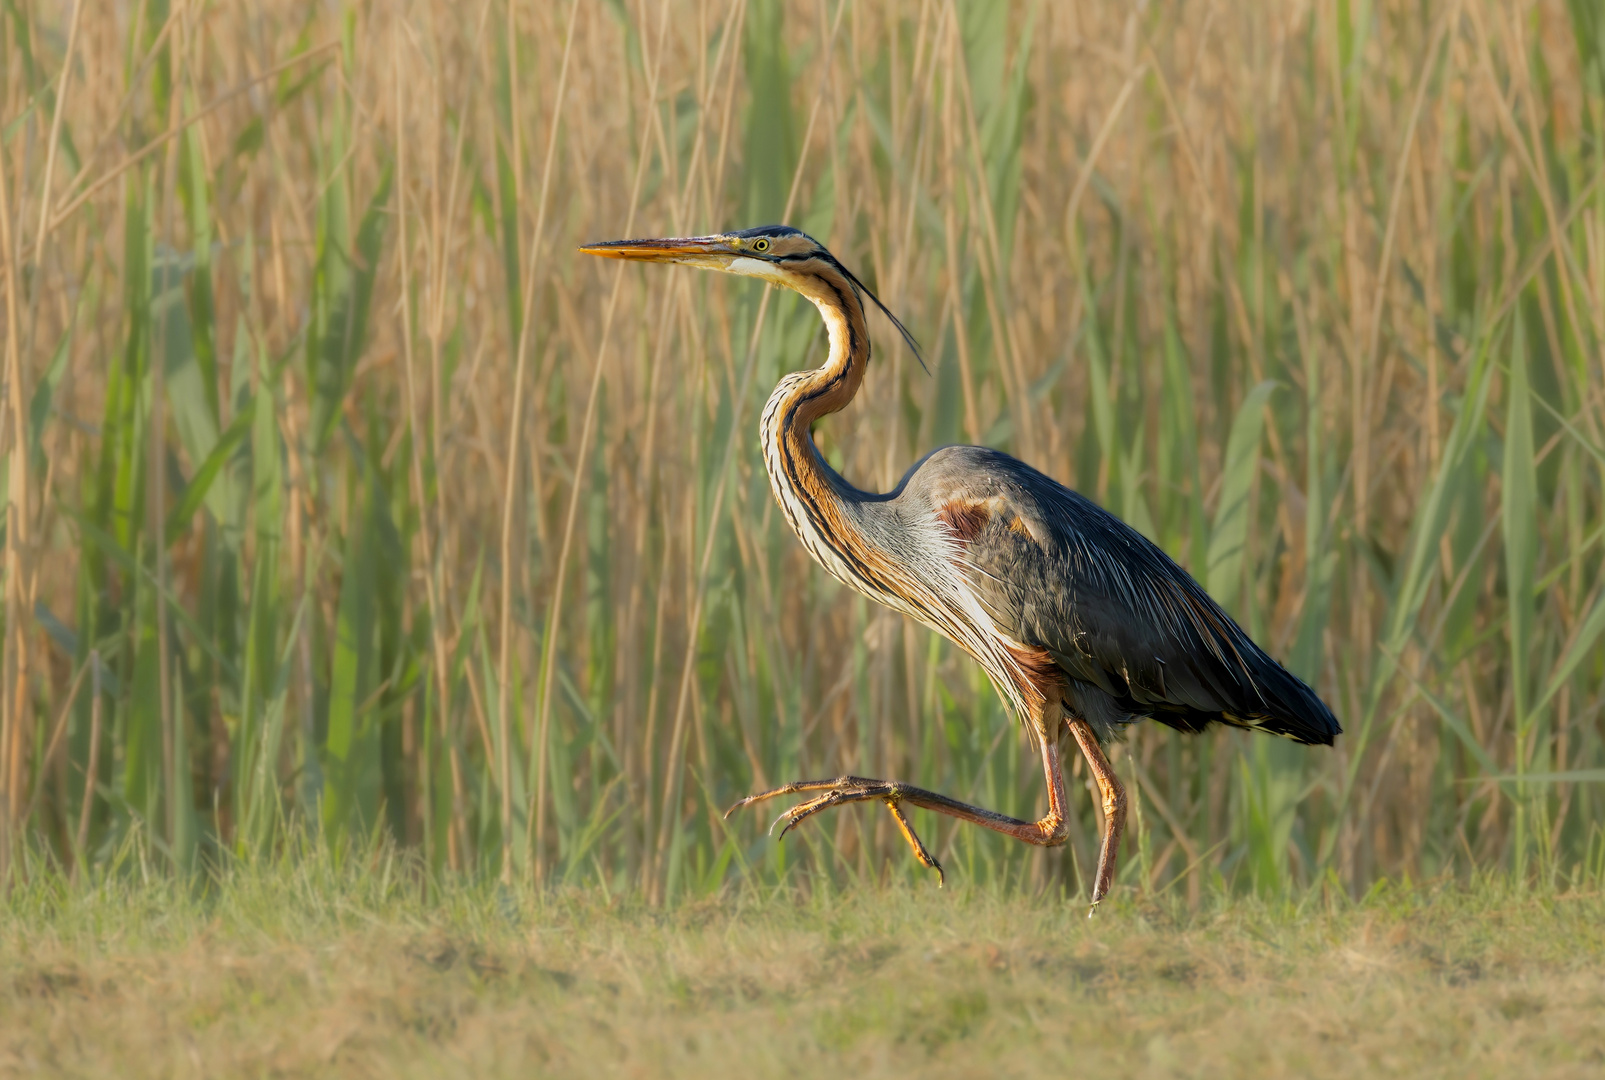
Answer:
238 339 284 848
1161 312 1208 573
1532 589 1605 719
28 329 72 477
164 395 253 545
1206 380 1277 616
742 0 795 222
179 93 219 426
494 28 522 347
309 160 392 451
1486 770 1605 784
1373 329 1498 692
123 583 163 828
1382 644 1499 776
1504 312 1538 732
1505 309 1539 880
323 464 381 845
1075 253 1116 503
1291 331 1335 683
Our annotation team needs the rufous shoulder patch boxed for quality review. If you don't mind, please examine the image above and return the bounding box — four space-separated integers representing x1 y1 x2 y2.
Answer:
935 499 991 543
936 495 1038 545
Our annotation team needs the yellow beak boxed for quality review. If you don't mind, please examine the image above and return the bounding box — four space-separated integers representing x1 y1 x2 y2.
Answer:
577 235 738 266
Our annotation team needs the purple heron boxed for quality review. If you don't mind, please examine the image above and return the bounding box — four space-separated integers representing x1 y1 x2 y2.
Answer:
581 226 1340 912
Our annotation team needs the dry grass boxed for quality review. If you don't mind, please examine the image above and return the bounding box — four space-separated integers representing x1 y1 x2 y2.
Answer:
0 0 1602 902
2 869 1604 1078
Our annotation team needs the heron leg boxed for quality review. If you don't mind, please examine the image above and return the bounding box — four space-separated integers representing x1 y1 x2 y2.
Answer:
724 726 1069 887
1067 716 1126 916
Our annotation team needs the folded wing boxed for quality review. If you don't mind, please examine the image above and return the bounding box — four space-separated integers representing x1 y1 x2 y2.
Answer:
907 446 1339 746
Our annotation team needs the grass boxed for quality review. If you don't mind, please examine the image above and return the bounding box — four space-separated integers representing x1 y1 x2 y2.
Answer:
3 852 1604 1077
0 0 1603 908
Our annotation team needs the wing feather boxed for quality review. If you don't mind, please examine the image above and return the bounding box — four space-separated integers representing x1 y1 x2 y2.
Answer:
905 446 1340 745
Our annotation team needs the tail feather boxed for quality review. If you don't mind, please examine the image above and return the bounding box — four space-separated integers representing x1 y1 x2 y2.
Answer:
1236 649 1341 745
1073 648 1340 748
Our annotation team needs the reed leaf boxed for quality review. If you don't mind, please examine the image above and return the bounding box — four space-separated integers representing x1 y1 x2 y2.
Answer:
1206 380 1277 617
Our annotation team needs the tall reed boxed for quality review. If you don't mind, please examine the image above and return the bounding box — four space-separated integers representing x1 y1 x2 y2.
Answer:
1 0 1602 902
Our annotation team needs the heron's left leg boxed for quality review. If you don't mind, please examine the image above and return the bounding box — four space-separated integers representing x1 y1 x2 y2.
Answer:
724 777 947 883
724 722 1070 886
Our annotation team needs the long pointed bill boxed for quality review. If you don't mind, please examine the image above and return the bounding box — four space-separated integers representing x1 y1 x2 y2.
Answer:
577 235 737 267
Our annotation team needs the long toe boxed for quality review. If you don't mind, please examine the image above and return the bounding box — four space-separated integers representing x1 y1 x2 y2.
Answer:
724 778 859 818
775 786 876 838
882 799 944 887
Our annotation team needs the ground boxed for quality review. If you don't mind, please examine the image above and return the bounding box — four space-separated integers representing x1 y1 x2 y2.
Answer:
2 868 1602 1078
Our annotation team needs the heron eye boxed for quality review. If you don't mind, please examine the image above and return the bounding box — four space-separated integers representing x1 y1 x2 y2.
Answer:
752 238 770 252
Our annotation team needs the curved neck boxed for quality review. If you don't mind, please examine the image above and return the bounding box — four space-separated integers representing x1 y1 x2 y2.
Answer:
761 266 870 481
770 266 871 432
758 262 875 576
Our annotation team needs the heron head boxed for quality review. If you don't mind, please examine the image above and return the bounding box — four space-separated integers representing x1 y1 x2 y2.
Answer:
579 224 923 363
578 224 816 286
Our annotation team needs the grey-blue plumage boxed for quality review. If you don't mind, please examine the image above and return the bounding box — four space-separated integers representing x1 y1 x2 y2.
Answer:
871 444 1341 748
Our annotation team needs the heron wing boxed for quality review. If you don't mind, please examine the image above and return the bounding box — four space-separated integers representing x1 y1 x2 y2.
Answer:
902 446 1339 745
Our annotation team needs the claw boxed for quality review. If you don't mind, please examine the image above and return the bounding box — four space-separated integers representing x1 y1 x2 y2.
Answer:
775 804 815 840
725 790 776 819
725 772 1070 894
774 790 852 840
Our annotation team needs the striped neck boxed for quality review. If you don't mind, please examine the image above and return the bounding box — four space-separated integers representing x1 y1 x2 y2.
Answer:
757 258 874 583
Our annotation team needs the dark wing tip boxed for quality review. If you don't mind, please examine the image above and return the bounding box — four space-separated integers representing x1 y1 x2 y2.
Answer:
1254 663 1343 745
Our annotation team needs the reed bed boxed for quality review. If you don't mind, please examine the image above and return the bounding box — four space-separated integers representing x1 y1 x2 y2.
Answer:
0 0 1601 904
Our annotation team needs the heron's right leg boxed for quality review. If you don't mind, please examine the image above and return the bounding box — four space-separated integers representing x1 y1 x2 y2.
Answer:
1067 716 1126 916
